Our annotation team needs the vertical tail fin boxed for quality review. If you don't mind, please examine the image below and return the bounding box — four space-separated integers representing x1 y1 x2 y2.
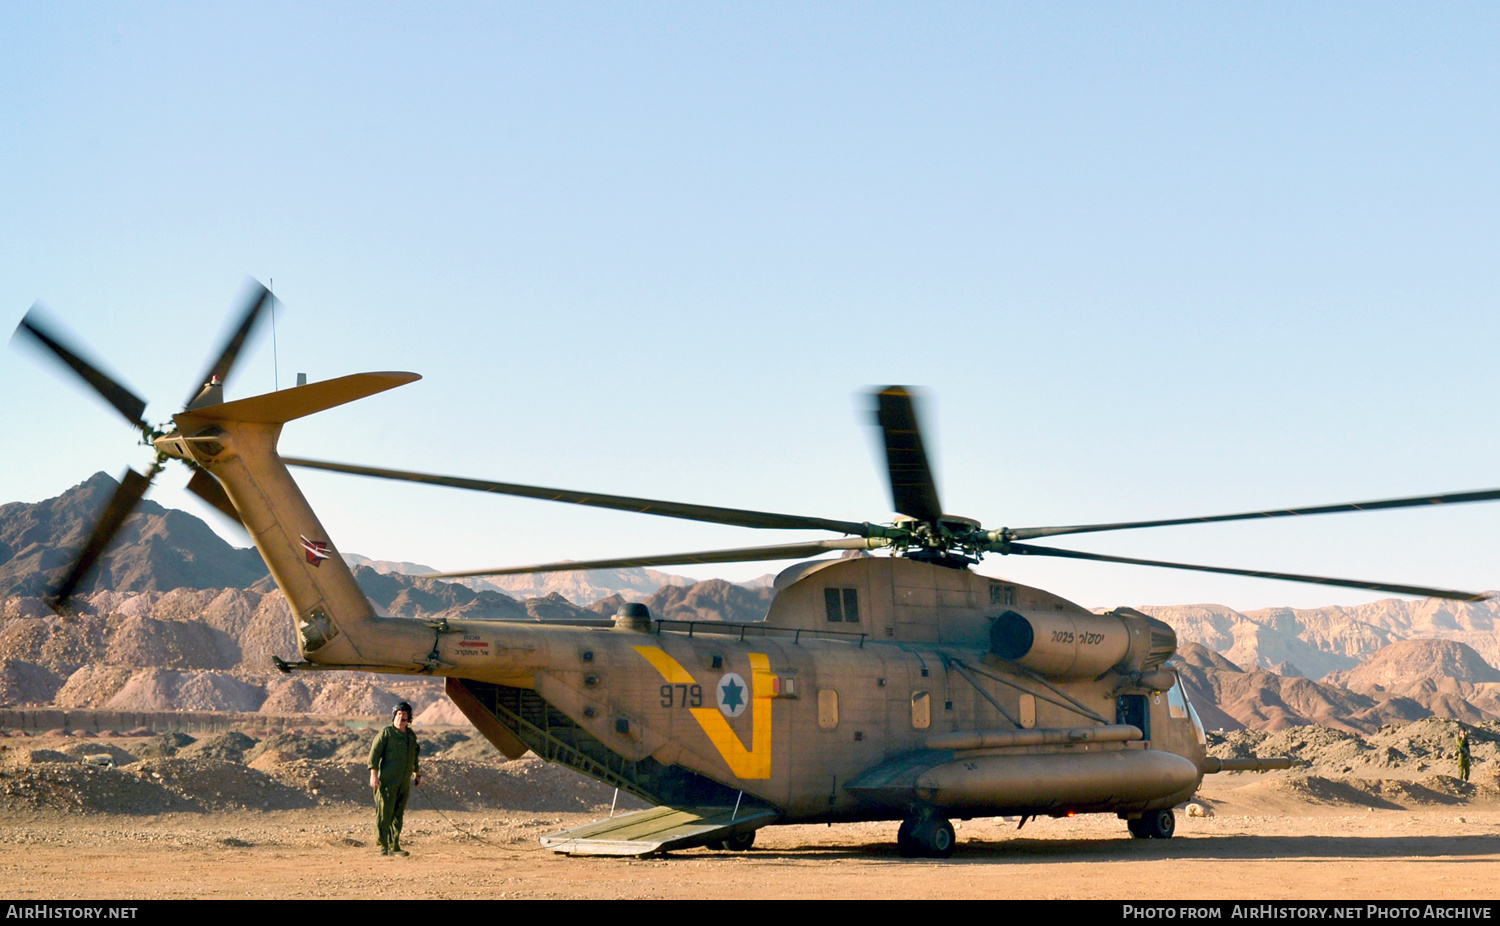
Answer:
168 372 432 667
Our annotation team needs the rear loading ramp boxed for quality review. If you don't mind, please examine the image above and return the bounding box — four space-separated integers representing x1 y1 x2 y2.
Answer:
541 805 778 857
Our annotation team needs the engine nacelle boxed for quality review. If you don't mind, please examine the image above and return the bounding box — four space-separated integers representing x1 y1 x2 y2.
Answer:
987 607 1177 681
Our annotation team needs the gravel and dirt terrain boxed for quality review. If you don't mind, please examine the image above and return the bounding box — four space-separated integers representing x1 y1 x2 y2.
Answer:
3 784 1499 900
3 723 1500 900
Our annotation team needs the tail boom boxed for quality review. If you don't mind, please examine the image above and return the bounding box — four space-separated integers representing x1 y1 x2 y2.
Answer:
159 372 432 668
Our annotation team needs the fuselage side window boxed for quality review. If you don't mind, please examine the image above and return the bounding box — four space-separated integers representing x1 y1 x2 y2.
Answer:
842 588 860 623
825 587 860 623
824 588 843 622
989 584 1016 607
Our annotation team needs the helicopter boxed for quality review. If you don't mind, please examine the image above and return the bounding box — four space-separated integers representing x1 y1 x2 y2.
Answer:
14 281 1496 858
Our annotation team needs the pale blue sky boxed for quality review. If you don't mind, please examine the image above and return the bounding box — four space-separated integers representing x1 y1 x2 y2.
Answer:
4 3 1498 610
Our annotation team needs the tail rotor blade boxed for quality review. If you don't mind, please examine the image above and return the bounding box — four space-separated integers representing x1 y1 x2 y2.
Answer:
49 468 154 608
186 469 243 528
187 281 273 404
13 308 148 428
874 386 942 522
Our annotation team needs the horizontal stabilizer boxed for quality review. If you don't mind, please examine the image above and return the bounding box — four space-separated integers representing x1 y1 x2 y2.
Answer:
174 372 420 428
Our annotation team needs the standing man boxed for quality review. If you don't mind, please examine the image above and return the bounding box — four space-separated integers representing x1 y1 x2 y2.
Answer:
368 700 421 856
1456 729 1471 783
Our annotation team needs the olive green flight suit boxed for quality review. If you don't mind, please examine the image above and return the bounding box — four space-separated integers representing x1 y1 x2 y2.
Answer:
368 725 420 852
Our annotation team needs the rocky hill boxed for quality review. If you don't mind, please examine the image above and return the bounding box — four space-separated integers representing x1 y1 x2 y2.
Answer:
0 473 268 598
1321 638 1500 724
1140 598 1500 680
1146 597 1500 731
1171 636 1500 732
0 584 433 717
343 553 706 605
1210 715 1496 782
1173 643 1422 733
1326 637 1500 690
0 729 641 818
590 579 776 624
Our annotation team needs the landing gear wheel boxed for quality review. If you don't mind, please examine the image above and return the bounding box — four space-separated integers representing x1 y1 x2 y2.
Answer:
1146 809 1175 839
907 817 956 858
897 818 918 857
724 830 756 851
1129 809 1175 839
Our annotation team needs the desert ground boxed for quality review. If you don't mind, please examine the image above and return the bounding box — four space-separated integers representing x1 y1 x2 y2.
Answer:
2 727 1499 900
5 796 1499 900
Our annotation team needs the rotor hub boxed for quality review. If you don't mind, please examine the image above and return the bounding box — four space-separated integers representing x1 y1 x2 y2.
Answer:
887 513 986 567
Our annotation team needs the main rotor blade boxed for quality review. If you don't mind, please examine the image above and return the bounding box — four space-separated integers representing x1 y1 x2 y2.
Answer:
13 308 148 427
186 469 243 527
995 541 1488 601
283 457 877 536
421 538 886 579
187 281 273 404
50 468 154 608
874 386 942 522
1006 488 1500 541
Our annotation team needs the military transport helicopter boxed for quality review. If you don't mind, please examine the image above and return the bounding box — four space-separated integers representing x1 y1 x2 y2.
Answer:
15 281 1496 857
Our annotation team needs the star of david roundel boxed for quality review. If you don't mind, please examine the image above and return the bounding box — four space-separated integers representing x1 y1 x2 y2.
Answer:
716 672 748 718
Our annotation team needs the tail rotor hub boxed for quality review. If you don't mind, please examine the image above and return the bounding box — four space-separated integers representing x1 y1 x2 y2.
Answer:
11 280 275 610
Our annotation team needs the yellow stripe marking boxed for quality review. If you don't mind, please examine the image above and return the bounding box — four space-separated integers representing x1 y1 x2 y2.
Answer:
634 646 774 780
634 645 697 685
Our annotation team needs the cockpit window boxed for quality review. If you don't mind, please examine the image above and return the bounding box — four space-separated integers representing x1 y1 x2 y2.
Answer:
1167 679 1189 719
1167 671 1207 745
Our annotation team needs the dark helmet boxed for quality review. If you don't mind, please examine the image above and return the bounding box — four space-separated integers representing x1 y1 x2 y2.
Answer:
393 700 413 717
